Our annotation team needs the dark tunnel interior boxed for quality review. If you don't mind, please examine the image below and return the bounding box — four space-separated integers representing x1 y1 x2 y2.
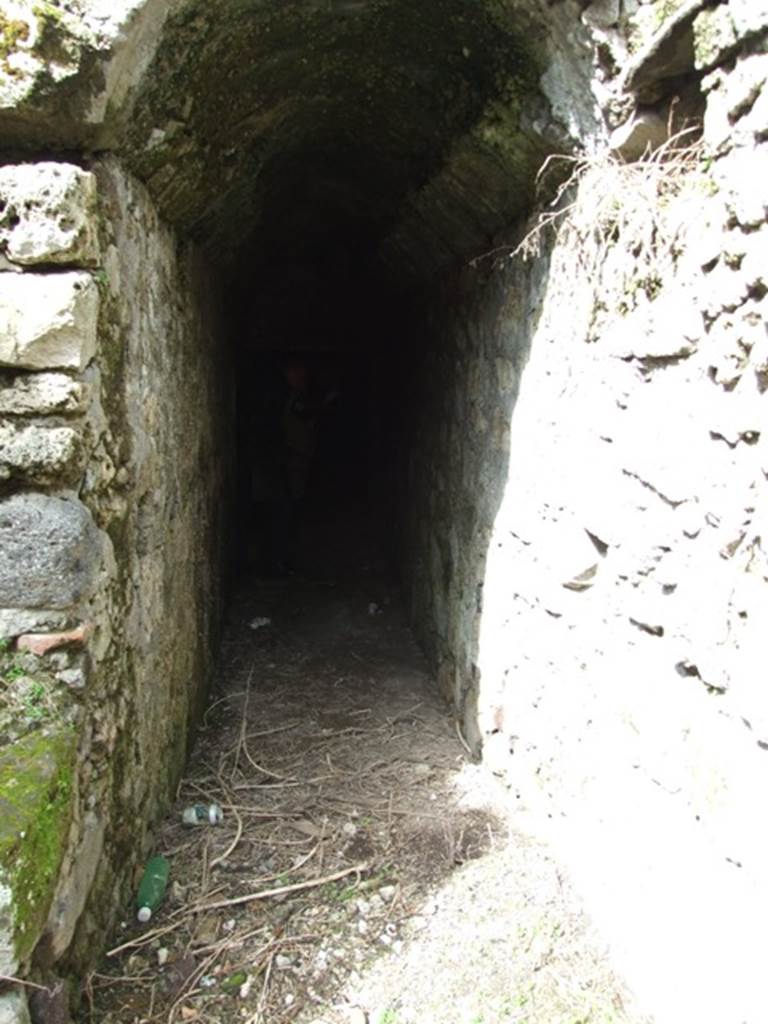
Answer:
230 215 412 583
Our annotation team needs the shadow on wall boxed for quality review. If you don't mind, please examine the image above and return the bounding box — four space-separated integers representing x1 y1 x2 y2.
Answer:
401 250 551 752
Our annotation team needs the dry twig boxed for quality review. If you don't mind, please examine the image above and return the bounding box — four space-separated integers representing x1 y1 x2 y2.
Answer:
196 862 369 913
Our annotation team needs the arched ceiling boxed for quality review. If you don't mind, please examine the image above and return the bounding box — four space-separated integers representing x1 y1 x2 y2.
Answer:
117 0 556 282
0 0 569 286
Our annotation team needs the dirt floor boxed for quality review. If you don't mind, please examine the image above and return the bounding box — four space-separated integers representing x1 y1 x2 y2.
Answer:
84 524 653 1024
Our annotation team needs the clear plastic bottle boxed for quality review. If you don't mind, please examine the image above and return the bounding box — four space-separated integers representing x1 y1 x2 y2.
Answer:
181 803 223 826
136 854 170 923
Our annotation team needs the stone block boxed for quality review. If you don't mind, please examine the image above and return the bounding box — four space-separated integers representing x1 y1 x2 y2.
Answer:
0 495 104 609
0 164 100 268
0 272 99 371
0 729 76 972
0 611 69 641
0 373 87 416
0 422 81 483
42 813 104 963
623 0 708 103
56 668 86 690
694 7 738 70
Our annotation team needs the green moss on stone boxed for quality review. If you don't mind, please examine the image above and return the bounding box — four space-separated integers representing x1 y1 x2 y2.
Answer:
693 7 738 70
652 0 686 28
0 13 30 77
627 0 688 54
31 3 70 64
0 728 76 963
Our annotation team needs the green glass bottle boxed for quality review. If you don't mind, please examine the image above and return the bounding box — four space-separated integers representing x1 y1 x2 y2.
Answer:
136 854 170 923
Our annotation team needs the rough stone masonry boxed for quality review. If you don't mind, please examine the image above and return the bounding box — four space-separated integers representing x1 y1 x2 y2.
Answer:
0 2 765 1024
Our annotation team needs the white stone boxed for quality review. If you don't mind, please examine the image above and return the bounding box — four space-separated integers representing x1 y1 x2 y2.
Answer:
740 227 768 294
704 78 733 151
706 54 768 150
0 990 30 1024
694 6 739 70
0 610 69 639
0 877 18 977
0 372 86 416
610 111 668 160
715 146 768 227
604 289 702 360
742 81 768 141
582 0 621 29
727 54 768 121
0 422 80 481
0 164 100 267
57 668 86 689
729 0 768 36
0 272 99 370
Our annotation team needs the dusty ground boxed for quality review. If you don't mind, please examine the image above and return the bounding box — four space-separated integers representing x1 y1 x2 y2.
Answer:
85 528 652 1024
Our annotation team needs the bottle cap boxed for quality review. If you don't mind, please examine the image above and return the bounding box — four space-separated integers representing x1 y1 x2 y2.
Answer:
137 906 152 923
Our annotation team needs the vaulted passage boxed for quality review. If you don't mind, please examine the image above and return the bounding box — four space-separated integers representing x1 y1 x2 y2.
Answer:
0 0 571 991
110 0 560 589
82 0 569 651
2 3 767 1022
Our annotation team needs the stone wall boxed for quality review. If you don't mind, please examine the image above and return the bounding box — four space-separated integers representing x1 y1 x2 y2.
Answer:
402 263 545 751
404 6 768 1024
0 157 233 993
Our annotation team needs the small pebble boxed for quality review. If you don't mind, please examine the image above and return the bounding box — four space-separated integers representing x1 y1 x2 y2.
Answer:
157 947 169 966
58 668 86 688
